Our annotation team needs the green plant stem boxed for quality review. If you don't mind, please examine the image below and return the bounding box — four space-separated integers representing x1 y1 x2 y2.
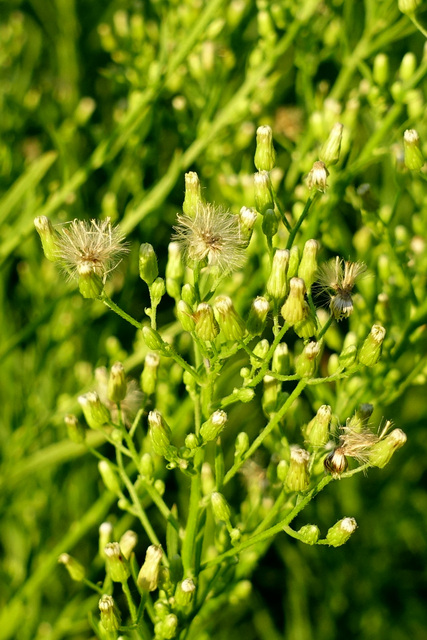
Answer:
317 314 333 339
224 379 307 485
247 322 290 387
122 580 138 626
182 449 204 577
286 194 317 250
101 294 142 330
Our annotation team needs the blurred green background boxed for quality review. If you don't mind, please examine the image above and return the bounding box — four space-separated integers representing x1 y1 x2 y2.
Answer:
1 1 427 639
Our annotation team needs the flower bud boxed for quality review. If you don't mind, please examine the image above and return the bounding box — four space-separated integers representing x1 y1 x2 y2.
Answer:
232 387 255 403
247 296 270 335
358 324 386 367
262 374 280 415
78 391 110 429
287 245 300 279
298 239 320 291
185 433 200 450
99 595 121 632
400 52 416 81
58 553 85 581
166 241 185 299
295 341 321 378
150 277 166 307
181 283 197 307
176 299 195 333
77 263 104 299
119 530 138 560
297 524 320 545
214 296 246 341
139 243 158 285
307 160 329 193
285 447 310 492
148 410 177 460
138 545 163 591
403 129 425 171
64 414 86 443
142 326 166 352
324 448 348 476
272 343 290 375
175 578 196 607
281 277 308 325
200 410 228 443
250 339 269 367
267 249 290 302
255 125 276 171
319 123 343 166
294 312 317 340
398 0 422 14
338 344 357 369
154 614 178 640
239 206 258 247
98 460 122 495
326 517 357 547
373 53 389 87
194 303 219 341
262 208 279 240
104 542 130 583
305 405 332 447
141 352 160 396
99 522 113 558
108 362 127 403
183 171 203 217
277 459 289 483
234 432 250 458
201 462 215 496
369 427 407 468
34 216 58 261
254 170 274 214
211 491 232 523
140 452 154 479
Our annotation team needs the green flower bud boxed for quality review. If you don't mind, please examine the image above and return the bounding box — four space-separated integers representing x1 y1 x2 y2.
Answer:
148 410 177 460
295 341 321 378
298 239 320 291
338 344 357 369
250 338 269 367
272 343 290 375
181 283 197 307
214 296 246 341
194 303 219 342
119 530 138 560
263 374 280 415
267 249 290 302
176 300 196 333
369 427 407 468
232 387 255 403
108 362 127 403
277 459 289 483
77 264 104 299
297 524 320 545
294 312 317 339
183 171 203 217
358 324 386 367
201 462 215 496
325 517 357 547
98 460 122 495
140 452 154 479
319 123 343 166
399 0 422 14
142 326 166 352
287 245 300 279
211 491 231 523
281 277 309 325
99 595 121 632
185 433 200 450
403 129 425 171
104 542 130 583
262 208 279 240
58 553 85 581
138 544 163 591
305 405 332 447
154 614 178 640
234 432 250 458
150 277 166 307
247 296 270 336
285 447 310 492
255 125 276 171
64 414 86 444
373 53 389 87
99 522 113 558
400 52 416 81
139 243 158 285
166 241 185 299
200 410 228 443
175 578 196 607
141 352 160 396
254 170 274 214
34 216 58 261
307 160 329 193
239 206 258 247
78 391 110 429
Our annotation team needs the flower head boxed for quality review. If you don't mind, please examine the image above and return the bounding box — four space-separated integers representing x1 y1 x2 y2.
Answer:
317 257 366 320
173 203 246 273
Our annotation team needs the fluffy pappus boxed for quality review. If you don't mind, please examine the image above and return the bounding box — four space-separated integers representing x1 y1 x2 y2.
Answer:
317 257 367 320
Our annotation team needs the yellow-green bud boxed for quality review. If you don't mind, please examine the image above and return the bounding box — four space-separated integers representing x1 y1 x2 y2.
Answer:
154 614 178 640
287 245 300 279
297 524 320 545
99 595 121 632
104 542 130 583
400 52 416 81
255 125 276 171
177 300 195 333
211 491 231 523
272 343 290 375
183 171 203 217
262 374 280 415
373 53 389 86
148 410 176 459
108 362 127 403
139 243 158 285
98 460 122 495
307 160 329 193
358 324 386 366
232 387 255 403
166 241 185 299
403 129 425 171
325 517 357 547
194 303 219 342
214 296 246 341
99 522 113 558
305 405 332 447
369 427 407 468
150 277 166 306
34 216 58 261
175 578 196 607
285 447 310 492
64 414 86 444
319 123 343 166
78 391 110 429
137 544 163 591
338 344 357 369
142 326 166 352
141 352 160 396
250 338 269 367
119 530 138 560
281 277 308 325
262 208 279 239
294 312 317 340
200 410 228 443
295 340 321 378
201 462 215 496
254 170 274 214
239 206 258 247
140 452 154 479
234 432 250 458
399 0 422 14
277 459 289 483
267 249 290 302
181 283 197 307
185 433 200 449
298 239 320 291
247 296 270 335
77 263 104 299
58 553 85 581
